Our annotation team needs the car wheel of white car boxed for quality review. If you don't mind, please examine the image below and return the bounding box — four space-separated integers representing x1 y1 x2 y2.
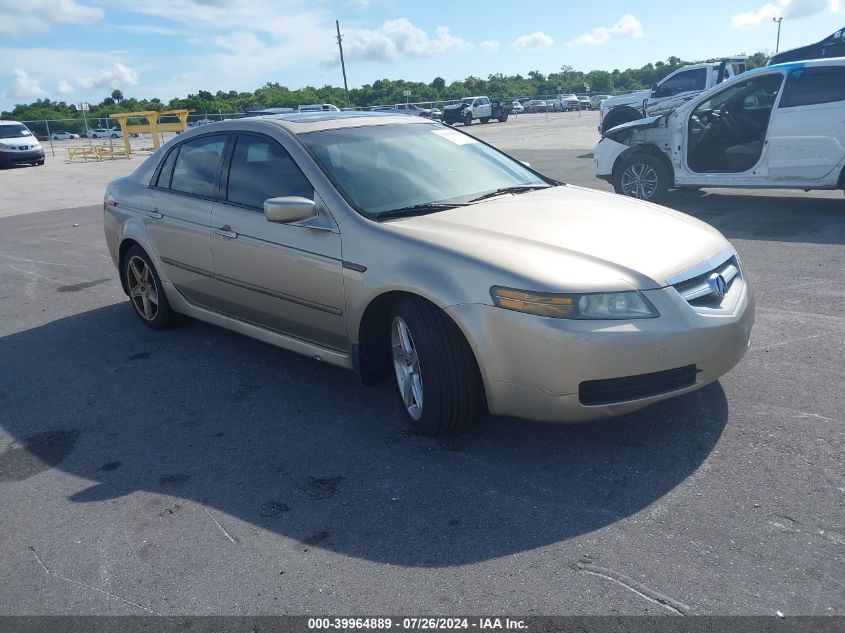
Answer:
614 154 669 203
389 296 483 435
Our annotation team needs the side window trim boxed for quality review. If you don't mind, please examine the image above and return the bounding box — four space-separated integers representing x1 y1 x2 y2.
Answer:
221 131 316 212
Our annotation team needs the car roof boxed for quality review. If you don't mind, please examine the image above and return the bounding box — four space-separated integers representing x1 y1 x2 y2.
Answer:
764 56 845 71
181 111 431 135
0 120 28 125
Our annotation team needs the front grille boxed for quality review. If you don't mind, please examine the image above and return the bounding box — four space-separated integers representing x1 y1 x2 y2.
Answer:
672 255 742 310
579 365 699 406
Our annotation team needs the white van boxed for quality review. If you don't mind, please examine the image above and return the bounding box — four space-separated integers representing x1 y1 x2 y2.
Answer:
594 58 845 202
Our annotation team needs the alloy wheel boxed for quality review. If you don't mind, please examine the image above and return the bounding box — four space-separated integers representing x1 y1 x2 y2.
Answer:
127 255 159 321
391 316 423 421
621 163 659 200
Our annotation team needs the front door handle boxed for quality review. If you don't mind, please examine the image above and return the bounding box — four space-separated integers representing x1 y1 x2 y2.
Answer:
212 224 237 239
146 208 163 219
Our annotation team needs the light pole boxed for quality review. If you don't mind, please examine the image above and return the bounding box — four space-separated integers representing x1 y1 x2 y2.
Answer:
773 17 783 54
336 20 350 106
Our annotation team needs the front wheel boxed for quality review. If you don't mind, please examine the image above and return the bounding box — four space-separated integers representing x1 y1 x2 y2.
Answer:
389 297 483 435
464 113 472 126
613 154 670 203
123 245 180 329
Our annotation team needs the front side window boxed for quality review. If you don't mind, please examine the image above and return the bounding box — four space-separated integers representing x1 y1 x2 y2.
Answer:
300 123 549 217
657 68 708 96
169 135 227 198
780 67 845 108
226 135 313 209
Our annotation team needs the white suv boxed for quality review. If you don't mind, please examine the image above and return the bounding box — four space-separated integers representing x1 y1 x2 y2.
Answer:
594 59 845 202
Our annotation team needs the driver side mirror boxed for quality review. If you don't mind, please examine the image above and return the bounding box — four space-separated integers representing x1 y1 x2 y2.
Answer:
264 196 316 224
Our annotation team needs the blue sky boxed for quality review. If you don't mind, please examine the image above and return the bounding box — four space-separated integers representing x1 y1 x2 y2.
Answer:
1 0 842 111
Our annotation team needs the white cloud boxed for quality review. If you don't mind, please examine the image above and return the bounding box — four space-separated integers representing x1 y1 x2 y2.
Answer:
74 62 139 91
4 69 48 100
567 14 644 47
57 80 74 94
0 0 103 36
480 40 500 53
731 0 840 28
510 32 554 52
332 18 471 63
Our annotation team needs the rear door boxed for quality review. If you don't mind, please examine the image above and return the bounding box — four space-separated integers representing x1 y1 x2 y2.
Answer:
767 66 845 182
144 134 228 308
209 132 346 349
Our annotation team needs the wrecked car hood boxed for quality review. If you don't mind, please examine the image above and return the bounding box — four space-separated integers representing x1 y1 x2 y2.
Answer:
601 115 665 138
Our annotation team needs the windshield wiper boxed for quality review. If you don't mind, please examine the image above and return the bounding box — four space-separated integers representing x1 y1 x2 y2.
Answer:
376 202 468 221
467 184 552 203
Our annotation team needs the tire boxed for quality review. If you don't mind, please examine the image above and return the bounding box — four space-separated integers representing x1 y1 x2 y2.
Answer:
613 153 670 203
388 296 483 435
122 245 180 329
464 113 473 126
498 114 509 122
480 117 490 124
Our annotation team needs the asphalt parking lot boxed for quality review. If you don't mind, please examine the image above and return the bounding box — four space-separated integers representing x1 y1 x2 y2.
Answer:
0 111 843 616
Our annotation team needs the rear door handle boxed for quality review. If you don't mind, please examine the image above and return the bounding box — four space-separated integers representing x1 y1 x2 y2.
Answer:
212 224 237 239
146 208 163 219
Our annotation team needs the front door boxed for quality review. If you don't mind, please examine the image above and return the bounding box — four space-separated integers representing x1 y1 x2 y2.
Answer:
209 133 347 350
143 134 228 308
767 65 845 182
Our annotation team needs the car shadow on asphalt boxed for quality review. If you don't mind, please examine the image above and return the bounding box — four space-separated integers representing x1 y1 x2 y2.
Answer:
662 191 845 245
1 303 728 567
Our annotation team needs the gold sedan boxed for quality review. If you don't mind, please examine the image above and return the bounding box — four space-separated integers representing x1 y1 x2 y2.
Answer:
104 113 753 435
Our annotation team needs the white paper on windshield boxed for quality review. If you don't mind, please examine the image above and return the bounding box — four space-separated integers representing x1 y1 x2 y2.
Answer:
431 129 479 145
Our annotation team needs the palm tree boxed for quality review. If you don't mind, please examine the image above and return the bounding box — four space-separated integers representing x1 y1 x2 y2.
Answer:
111 89 124 105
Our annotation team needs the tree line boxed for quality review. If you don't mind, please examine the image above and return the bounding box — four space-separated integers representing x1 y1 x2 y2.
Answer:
3 53 769 124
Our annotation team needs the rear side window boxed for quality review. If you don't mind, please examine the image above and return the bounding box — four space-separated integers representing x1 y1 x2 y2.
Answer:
780 67 845 108
154 147 179 188
226 135 313 210
169 135 227 198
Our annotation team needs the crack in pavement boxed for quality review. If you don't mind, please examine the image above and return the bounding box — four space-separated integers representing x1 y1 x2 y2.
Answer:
572 562 690 615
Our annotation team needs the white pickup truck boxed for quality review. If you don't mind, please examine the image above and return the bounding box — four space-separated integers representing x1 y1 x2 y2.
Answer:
599 59 746 133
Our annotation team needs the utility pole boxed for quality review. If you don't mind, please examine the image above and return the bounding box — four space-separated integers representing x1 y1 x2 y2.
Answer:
773 17 783 53
336 20 350 106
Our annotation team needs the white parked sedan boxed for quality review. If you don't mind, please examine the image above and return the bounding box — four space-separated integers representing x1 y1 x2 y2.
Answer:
51 131 80 140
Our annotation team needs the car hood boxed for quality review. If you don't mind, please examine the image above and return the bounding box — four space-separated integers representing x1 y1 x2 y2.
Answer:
1 136 40 150
602 90 650 108
602 114 664 137
384 185 729 293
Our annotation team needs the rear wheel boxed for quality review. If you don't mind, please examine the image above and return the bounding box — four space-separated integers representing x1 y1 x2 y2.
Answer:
613 154 670 203
498 114 509 122
123 245 179 329
389 296 483 435
480 117 490 124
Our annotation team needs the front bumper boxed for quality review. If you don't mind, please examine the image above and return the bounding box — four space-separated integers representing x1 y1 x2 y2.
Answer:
594 137 627 178
447 279 754 423
0 148 44 165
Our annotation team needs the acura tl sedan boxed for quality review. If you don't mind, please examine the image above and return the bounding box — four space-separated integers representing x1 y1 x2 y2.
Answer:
104 112 754 435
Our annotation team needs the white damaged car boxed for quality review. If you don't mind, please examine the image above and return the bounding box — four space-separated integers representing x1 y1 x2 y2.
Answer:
595 59 845 202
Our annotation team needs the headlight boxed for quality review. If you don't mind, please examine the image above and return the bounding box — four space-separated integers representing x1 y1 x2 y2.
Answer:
491 286 659 320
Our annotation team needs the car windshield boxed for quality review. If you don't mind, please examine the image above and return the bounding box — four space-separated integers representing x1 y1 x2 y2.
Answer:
0 124 32 138
299 122 550 217
461 98 474 105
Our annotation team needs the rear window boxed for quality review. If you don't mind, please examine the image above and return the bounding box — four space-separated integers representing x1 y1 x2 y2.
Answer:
780 67 845 108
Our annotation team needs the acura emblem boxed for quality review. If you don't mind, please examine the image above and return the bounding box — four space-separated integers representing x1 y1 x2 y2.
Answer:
709 273 728 298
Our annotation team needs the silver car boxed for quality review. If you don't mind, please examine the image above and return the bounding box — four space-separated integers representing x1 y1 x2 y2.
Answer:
104 112 753 435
